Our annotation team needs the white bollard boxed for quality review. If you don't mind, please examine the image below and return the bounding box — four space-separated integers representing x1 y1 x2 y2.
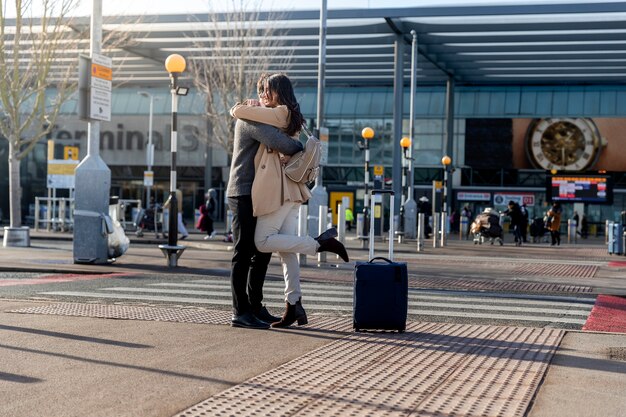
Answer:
432 213 439 248
440 211 447 247
298 205 308 266
337 203 346 261
460 215 468 240
417 212 424 252
318 205 328 264
568 219 577 244
226 209 233 237
337 203 346 243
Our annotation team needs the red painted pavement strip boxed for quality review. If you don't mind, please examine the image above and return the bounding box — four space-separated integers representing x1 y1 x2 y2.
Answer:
608 261 626 267
582 295 626 333
0 272 137 287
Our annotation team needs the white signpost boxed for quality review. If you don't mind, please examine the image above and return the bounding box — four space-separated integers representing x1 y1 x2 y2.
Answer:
143 170 154 187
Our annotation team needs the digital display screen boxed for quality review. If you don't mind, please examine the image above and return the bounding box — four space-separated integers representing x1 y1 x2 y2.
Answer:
547 175 613 204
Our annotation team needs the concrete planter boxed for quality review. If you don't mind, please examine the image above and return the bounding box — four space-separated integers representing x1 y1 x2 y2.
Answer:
3 226 31 248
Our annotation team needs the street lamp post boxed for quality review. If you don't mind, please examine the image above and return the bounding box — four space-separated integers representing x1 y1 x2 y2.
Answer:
399 137 411 241
441 155 452 246
158 53 189 267
403 29 419 240
400 137 411 205
361 127 374 242
138 91 155 206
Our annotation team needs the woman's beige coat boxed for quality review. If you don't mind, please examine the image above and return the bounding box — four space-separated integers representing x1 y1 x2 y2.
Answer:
230 103 311 217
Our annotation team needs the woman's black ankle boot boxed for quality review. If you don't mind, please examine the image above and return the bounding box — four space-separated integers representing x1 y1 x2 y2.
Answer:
271 299 308 327
316 236 349 262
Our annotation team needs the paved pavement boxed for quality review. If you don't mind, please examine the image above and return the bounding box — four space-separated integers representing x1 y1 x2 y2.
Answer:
0 229 625 416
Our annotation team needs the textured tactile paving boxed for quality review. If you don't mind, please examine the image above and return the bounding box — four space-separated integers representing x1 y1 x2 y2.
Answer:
512 263 597 278
175 322 564 417
8 303 563 417
9 303 233 325
410 277 593 294
7 303 353 332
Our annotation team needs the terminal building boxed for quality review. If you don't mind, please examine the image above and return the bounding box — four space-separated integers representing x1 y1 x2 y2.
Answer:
1 3 626 233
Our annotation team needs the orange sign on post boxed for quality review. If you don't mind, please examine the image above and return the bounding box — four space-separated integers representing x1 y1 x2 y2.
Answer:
91 63 112 81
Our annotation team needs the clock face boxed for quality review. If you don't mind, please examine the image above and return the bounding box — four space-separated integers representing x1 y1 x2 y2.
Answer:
526 118 603 171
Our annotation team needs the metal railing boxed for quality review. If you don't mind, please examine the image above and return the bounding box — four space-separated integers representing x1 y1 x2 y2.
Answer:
34 197 75 232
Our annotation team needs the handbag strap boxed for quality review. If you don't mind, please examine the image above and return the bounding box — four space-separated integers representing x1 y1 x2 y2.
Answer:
301 124 314 139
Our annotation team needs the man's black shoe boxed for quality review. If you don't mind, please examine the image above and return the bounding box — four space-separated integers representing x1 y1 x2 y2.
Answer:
253 305 281 323
231 312 270 329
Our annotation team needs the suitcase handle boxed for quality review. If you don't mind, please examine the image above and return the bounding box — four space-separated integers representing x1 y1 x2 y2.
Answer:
368 189 395 261
368 256 393 264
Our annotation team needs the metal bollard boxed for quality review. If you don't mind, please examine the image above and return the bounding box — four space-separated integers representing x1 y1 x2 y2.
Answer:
298 205 308 266
432 213 439 248
337 203 346 243
337 203 346 261
440 212 447 247
460 215 468 240
356 212 368 249
226 210 233 237
356 213 364 238
318 205 328 264
568 219 577 244
417 212 424 252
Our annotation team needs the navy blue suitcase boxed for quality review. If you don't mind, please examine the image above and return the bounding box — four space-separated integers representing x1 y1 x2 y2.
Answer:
353 190 408 332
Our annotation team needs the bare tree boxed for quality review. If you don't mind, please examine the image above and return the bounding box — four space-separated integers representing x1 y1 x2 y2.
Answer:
0 0 138 229
187 0 293 156
0 0 80 228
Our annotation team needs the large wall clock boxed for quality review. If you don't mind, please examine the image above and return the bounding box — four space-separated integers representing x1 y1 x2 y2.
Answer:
525 118 606 171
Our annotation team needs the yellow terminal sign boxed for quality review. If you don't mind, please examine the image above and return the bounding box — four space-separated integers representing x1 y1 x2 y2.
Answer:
373 165 384 176
64 146 79 160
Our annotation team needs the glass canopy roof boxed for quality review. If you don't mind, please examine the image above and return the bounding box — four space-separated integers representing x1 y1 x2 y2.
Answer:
7 1 626 87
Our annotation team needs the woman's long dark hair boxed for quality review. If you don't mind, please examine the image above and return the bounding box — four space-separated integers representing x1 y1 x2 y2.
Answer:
264 73 305 137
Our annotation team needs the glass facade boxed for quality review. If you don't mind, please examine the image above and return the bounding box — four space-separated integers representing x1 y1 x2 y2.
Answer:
1 84 625 228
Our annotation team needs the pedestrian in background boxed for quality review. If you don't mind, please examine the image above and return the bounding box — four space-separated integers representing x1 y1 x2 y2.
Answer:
546 202 562 246
345 207 354 231
572 211 580 238
580 214 589 239
503 200 524 246
197 189 217 240
520 203 529 243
